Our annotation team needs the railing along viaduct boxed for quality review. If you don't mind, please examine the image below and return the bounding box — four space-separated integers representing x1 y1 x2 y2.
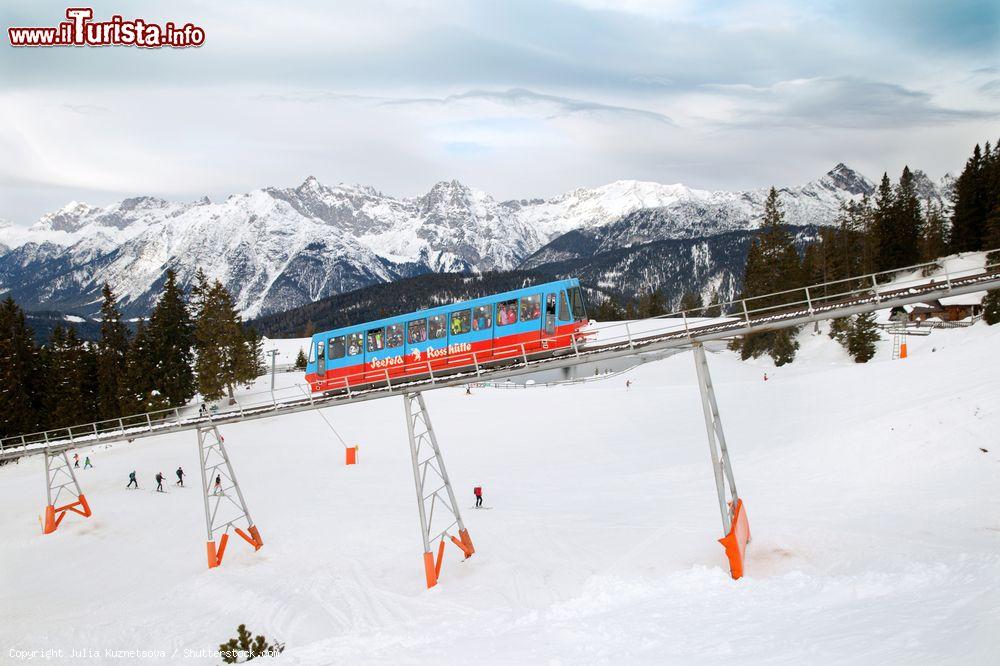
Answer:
3 253 999 587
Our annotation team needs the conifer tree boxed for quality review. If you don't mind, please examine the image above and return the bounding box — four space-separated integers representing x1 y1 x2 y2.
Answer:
704 290 723 317
96 284 130 420
845 312 880 363
146 269 195 406
122 320 170 414
872 173 896 272
592 297 626 321
951 143 989 252
637 290 666 318
892 166 922 268
294 348 307 370
920 200 949 263
679 290 704 313
0 297 40 437
194 280 256 402
44 325 90 429
982 290 1000 326
735 187 802 365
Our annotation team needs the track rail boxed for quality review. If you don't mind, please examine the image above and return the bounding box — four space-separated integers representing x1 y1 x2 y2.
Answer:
2 252 998 462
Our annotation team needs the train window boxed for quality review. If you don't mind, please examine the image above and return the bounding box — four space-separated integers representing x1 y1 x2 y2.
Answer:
308 341 316 363
450 309 471 335
408 318 427 344
317 340 325 359
520 294 541 321
568 287 587 320
496 299 518 326
327 336 346 360
347 332 364 356
473 305 492 330
429 314 447 339
546 294 556 315
386 323 404 348
367 327 385 352
559 291 571 321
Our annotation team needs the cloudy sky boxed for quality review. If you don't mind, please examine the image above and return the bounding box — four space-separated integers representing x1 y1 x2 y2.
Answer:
1 0 997 224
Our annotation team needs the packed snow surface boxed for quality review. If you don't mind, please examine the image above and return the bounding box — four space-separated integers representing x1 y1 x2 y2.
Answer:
1 323 998 664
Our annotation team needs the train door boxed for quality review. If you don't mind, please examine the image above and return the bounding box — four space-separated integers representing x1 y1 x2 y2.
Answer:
344 331 365 386
544 293 557 337
316 339 326 378
364 326 388 381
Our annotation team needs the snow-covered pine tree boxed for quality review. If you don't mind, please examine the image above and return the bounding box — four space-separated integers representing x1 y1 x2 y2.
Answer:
845 312 880 363
294 347 307 370
96 283 130 420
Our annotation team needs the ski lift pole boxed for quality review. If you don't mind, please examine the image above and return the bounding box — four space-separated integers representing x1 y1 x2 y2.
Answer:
267 349 279 393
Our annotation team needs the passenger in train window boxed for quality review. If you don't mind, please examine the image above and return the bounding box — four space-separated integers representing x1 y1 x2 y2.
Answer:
521 294 541 321
451 309 471 335
348 332 364 356
473 305 492 330
408 318 427 343
328 336 346 359
497 299 518 326
429 314 447 339
386 323 404 348
368 327 385 351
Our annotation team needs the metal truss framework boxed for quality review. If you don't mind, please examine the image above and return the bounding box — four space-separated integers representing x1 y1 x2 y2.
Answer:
404 392 474 588
41 449 91 534
198 425 263 568
692 343 750 579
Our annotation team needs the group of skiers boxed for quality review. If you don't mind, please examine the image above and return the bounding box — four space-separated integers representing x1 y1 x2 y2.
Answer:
125 467 224 494
72 453 92 469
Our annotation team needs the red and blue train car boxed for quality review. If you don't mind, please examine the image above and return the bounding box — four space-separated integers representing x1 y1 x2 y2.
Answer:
305 279 590 392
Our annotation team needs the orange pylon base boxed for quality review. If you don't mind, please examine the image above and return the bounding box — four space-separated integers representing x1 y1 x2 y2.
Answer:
346 446 358 465
718 499 750 580
423 530 475 589
41 494 92 534
900 343 908 359
207 524 263 569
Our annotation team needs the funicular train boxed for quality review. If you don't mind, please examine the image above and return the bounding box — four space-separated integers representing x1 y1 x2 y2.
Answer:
305 279 590 392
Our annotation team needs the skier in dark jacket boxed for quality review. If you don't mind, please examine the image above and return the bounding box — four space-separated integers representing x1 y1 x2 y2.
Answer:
214 474 222 495
155 472 165 492
175 466 185 486
126 471 138 489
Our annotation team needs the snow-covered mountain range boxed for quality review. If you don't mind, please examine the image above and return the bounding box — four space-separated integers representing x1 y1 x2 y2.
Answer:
0 165 949 318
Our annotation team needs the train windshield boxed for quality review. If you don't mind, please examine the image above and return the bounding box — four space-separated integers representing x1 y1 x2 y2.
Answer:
567 287 587 320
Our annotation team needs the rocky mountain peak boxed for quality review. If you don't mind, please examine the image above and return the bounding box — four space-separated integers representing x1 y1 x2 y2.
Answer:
823 163 873 196
35 201 97 232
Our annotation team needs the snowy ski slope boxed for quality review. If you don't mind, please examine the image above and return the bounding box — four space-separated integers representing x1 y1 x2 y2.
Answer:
1 323 998 664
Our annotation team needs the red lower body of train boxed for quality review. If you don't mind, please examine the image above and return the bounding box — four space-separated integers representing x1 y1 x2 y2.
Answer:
306 321 589 392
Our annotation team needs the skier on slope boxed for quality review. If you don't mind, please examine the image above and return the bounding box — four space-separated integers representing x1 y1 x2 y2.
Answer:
474 485 483 508
73 453 80 468
126 471 138 489
84 456 92 469
155 472 165 492
214 474 222 495
175 466 185 487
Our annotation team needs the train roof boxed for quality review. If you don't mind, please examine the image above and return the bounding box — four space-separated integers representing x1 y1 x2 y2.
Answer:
312 277 581 339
